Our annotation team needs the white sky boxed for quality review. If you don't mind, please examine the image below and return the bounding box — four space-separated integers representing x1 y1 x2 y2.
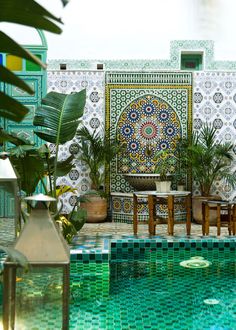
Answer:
1 0 236 60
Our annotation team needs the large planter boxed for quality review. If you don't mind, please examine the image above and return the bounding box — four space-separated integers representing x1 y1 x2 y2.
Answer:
192 195 221 225
80 194 107 223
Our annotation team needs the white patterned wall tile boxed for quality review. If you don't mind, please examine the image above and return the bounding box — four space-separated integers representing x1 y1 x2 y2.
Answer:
47 71 105 212
193 71 236 200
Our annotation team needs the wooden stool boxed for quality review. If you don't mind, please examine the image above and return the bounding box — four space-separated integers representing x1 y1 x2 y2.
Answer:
202 200 235 236
133 193 149 235
148 194 191 236
133 191 191 236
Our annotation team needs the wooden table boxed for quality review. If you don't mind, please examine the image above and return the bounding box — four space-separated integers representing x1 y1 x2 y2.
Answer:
133 191 192 236
202 200 236 236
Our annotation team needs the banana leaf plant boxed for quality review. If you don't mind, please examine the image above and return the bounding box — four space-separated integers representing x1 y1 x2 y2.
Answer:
0 141 86 243
0 89 87 241
33 89 86 199
0 130 78 197
0 0 67 122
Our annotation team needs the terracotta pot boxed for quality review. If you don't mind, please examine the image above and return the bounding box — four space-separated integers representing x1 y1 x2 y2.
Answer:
80 195 107 223
192 195 221 225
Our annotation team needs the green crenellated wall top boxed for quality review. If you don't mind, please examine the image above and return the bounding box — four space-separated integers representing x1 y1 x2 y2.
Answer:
47 40 236 71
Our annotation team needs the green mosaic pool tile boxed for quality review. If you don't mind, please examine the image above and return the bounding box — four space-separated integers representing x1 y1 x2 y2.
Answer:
110 238 235 263
1 237 235 329
70 261 109 302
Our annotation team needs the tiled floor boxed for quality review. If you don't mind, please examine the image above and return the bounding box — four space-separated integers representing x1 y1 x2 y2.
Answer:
79 221 231 237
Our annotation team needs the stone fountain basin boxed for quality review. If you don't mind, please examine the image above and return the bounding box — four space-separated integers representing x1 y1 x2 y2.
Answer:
123 173 161 191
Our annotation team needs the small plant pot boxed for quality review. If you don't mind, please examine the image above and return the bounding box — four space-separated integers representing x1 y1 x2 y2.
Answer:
177 184 185 191
155 180 171 193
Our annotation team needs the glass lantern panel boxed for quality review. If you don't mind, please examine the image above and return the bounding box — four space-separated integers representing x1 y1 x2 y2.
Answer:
15 266 64 329
6 55 23 71
0 183 17 245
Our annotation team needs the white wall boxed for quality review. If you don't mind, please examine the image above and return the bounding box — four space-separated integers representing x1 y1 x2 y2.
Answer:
1 0 236 60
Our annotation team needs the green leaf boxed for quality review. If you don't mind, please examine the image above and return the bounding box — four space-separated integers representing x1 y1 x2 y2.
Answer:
0 246 28 269
56 155 75 176
61 0 70 6
57 216 77 244
0 65 34 94
0 127 33 145
56 185 77 197
9 145 38 158
47 154 75 177
70 208 87 231
10 150 45 194
33 89 86 144
0 91 28 122
0 0 63 34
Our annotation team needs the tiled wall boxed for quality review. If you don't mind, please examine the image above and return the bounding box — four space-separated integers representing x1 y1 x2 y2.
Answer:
47 71 105 213
47 41 236 214
193 71 236 200
106 72 192 194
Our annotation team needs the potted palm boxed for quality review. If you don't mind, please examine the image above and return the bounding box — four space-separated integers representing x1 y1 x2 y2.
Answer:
172 138 189 191
76 126 120 222
154 150 176 192
185 124 236 223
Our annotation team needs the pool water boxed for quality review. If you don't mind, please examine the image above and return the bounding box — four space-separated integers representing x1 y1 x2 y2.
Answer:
70 254 235 330
0 246 235 329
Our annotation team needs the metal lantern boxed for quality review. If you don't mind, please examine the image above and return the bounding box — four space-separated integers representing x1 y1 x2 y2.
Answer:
3 194 70 330
0 152 20 244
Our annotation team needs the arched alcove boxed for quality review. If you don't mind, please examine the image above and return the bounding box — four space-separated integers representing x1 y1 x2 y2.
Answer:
116 94 182 174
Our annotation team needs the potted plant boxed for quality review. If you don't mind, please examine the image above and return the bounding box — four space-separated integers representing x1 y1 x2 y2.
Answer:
154 150 176 192
185 124 236 223
76 126 120 222
172 138 189 191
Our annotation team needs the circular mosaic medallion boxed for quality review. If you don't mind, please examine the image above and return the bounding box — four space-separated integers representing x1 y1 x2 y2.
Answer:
139 121 158 140
117 95 181 173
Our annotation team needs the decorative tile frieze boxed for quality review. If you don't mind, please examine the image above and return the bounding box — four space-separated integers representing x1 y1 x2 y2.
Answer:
48 40 236 71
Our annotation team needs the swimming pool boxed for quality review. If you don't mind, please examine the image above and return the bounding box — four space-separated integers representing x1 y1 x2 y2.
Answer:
69 237 235 330
1 237 235 329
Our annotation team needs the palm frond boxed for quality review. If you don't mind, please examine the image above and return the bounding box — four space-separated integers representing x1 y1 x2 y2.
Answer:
0 91 29 122
0 0 62 33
